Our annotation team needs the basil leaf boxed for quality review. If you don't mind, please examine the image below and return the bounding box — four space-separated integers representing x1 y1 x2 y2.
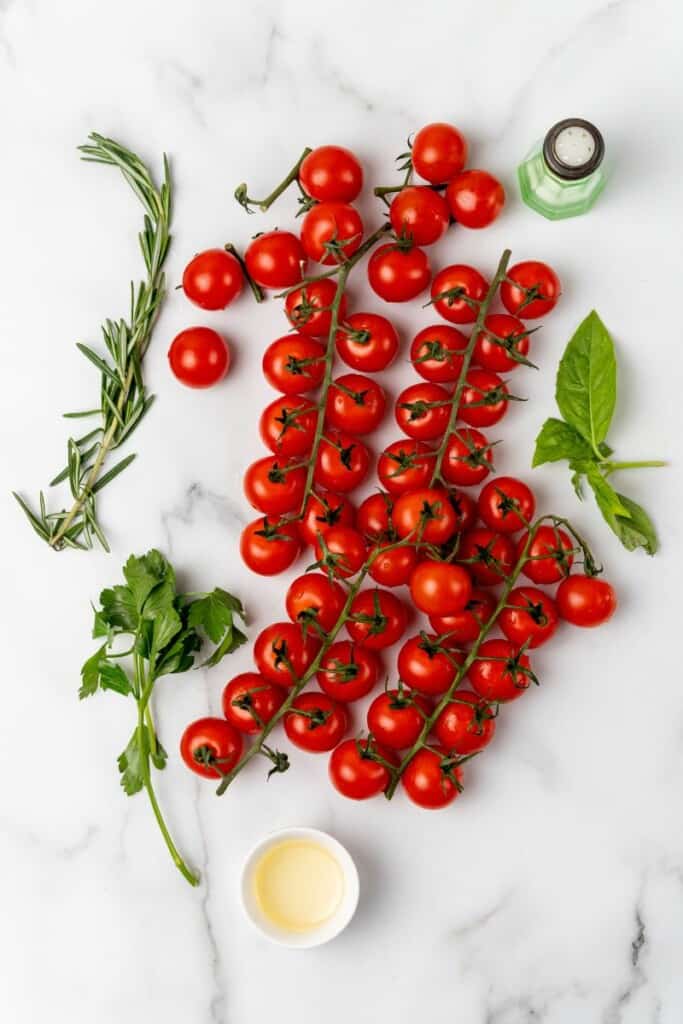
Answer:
556 310 616 452
585 466 631 519
532 418 594 467
611 493 659 555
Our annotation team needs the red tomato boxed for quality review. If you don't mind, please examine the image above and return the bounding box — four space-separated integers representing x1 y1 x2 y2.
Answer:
245 230 305 289
389 186 450 245
402 747 462 808
180 717 243 779
517 525 574 584
469 639 534 702
240 516 300 576
329 738 396 800
473 314 531 373
501 261 561 319
299 145 363 203
182 248 243 309
221 673 285 735
368 541 418 587
500 586 559 648
243 456 306 516
429 589 496 645
346 588 408 650
314 525 367 578
326 373 386 434
378 440 436 495
368 243 431 302
477 476 536 534
398 632 461 696
409 560 472 616
430 265 489 324
253 622 321 688
336 312 399 373
284 692 348 752
395 382 451 441
259 396 317 457
285 279 347 337
410 324 468 383
168 327 230 389
459 369 510 428
300 201 363 265
262 335 325 394
442 428 494 487
433 691 496 755
285 573 347 633
299 491 356 546
314 430 371 492
317 641 382 702
412 122 468 184
356 491 393 539
450 489 478 533
392 487 457 544
446 169 505 229
367 689 431 750
458 528 515 586
556 574 617 627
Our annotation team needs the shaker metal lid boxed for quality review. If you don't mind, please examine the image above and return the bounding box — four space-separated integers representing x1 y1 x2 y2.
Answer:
543 118 605 180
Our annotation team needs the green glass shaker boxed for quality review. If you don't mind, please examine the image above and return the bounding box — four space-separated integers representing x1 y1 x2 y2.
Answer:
518 118 606 220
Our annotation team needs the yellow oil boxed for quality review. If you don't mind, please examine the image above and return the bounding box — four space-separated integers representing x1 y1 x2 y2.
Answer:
253 839 344 933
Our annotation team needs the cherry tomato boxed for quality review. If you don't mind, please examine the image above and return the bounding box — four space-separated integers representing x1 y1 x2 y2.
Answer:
429 589 496 645
459 369 510 428
314 525 367 579
368 243 431 302
410 324 468 383
458 528 515 586
431 265 488 325
346 588 408 650
450 489 478 533
240 516 301 576
517 525 574 584
395 382 451 441
180 717 243 779
314 430 371 492
500 586 559 648
392 486 457 544
317 641 382 702
329 737 396 800
501 261 561 319
285 279 347 337
367 689 431 750
326 373 386 434
259 396 317 457
284 691 348 752
409 560 472 616
182 248 243 309
369 541 418 587
556 574 617 627
442 428 494 487
245 230 305 289
469 639 533 702
168 327 230 389
356 491 393 539
378 440 436 495
300 201 363 265
253 622 321 688
285 572 347 633
262 335 325 394
473 314 531 374
299 145 363 203
299 490 356 546
412 122 468 184
243 456 306 516
221 673 285 735
389 186 450 245
477 476 536 534
402 747 462 808
398 632 461 696
336 312 399 373
446 169 505 229
433 691 496 755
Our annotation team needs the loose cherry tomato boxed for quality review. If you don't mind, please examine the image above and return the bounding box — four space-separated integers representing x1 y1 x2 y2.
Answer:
410 324 468 383
245 230 305 289
285 572 347 633
458 528 515 586
556 574 617 627
517 525 574 584
412 122 468 184
314 430 371 492
392 486 457 544
369 541 418 587
180 717 243 779
182 248 243 309
285 279 347 337
356 491 393 539
168 327 230 389
402 747 462 808
398 632 461 696
450 489 478 532
314 525 367 578
299 491 356 546
433 691 496 755
473 314 531 374
469 639 533 702
367 688 431 750
368 243 431 302
329 737 396 800
429 589 496 645
259 396 317 457
254 622 321 688
346 588 408 650
446 169 505 229
299 145 363 203
284 692 348 752
378 440 436 495
409 560 472 616
501 261 561 319
430 264 488 324
395 382 451 441
300 201 363 264
243 456 306 516
336 312 399 373
477 476 536 534
441 428 494 487
389 186 450 245
221 673 285 735
317 641 382 702
459 368 510 428
500 586 559 648
326 373 386 434
240 516 301 576
262 335 325 394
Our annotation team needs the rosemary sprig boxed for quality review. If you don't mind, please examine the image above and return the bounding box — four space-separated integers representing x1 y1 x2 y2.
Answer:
13 133 172 552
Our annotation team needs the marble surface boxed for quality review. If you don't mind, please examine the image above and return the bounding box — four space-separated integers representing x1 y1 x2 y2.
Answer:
2 1 683 1021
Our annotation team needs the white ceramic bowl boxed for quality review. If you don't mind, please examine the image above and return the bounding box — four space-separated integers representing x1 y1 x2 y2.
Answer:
240 827 360 948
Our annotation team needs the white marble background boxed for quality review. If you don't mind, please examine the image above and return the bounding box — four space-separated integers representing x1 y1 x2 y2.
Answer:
2 1 683 1021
